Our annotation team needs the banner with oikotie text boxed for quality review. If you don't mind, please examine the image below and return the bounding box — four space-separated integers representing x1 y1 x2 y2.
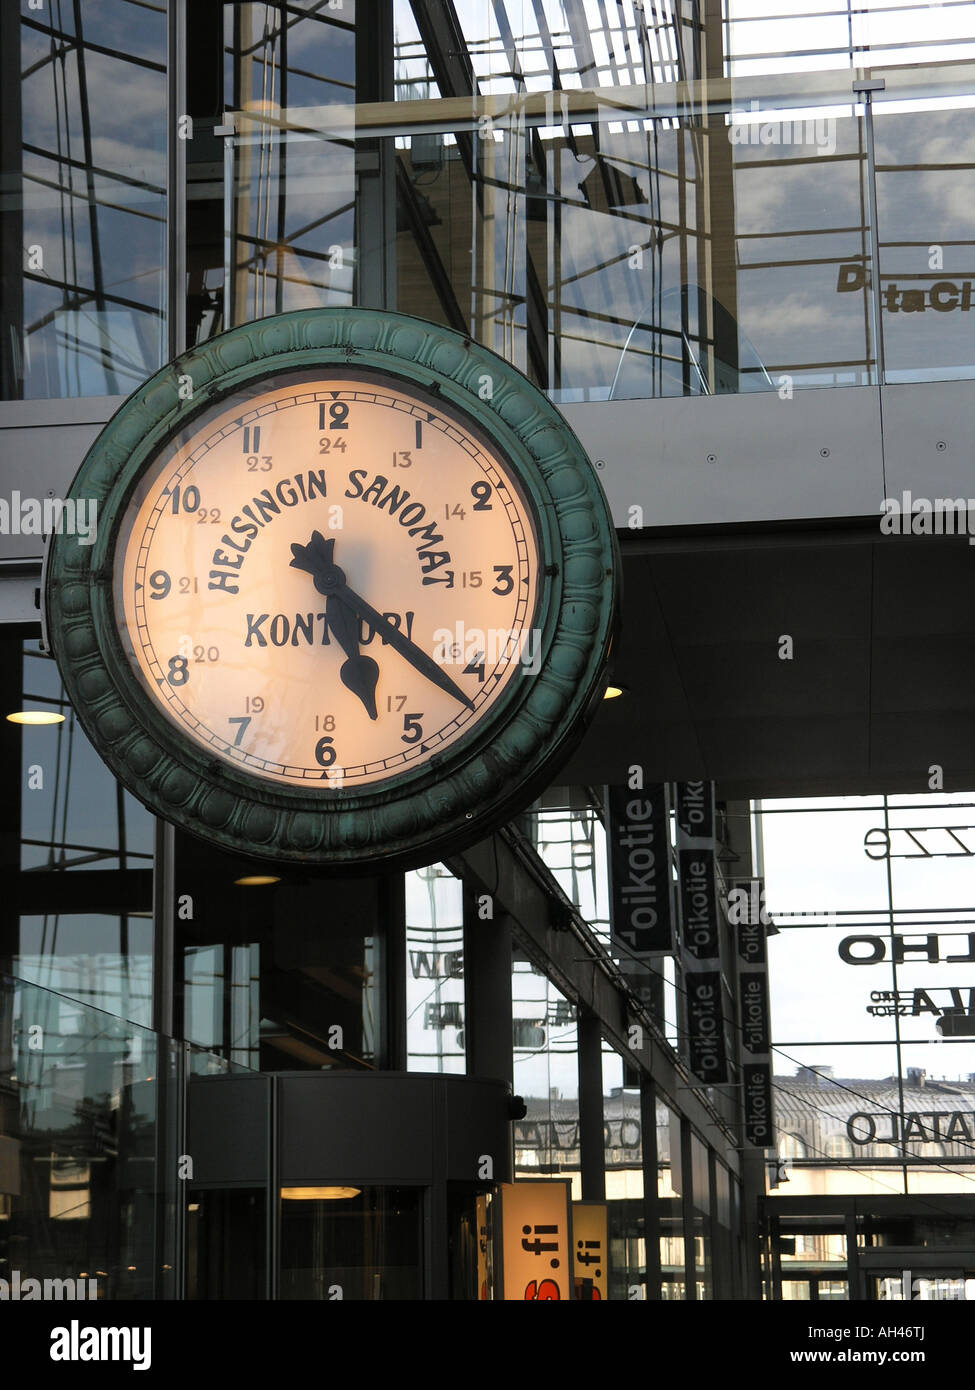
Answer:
675 782 728 1084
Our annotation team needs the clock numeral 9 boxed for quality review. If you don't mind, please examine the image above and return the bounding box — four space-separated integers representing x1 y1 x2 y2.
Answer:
492 565 514 596
168 484 200 514
401 713 424 745
149 572 202 598
315 736 337 768
167 656 189 686
471 481 493 511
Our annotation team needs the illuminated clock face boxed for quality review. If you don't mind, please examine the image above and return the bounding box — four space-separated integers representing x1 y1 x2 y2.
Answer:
114 369 541 790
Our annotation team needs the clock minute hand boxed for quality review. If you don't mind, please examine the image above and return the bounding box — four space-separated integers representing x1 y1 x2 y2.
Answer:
332 583 476 712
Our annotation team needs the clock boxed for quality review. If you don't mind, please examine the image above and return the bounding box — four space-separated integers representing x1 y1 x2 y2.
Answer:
45 309 618 868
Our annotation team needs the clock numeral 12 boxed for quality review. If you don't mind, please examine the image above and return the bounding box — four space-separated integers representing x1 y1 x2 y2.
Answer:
320 401 349 431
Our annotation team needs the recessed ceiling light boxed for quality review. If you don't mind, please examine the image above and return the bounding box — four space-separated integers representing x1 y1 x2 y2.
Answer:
6 710 66 725
281 1186 361 1201
234 875 280 886
603 684 627 700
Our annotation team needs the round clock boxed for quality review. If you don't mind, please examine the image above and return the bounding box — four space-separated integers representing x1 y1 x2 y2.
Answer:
46 309 618 868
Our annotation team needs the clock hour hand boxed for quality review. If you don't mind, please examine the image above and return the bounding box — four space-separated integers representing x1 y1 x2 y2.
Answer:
326 595 379 721
290 533 379 720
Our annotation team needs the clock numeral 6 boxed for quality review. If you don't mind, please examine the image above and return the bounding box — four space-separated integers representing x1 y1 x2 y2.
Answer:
401 713 424 745
315 736 337 768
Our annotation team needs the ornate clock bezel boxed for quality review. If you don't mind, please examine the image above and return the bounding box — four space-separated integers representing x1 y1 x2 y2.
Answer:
45 308 619 868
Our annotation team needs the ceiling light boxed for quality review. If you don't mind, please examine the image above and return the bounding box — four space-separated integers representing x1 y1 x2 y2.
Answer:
603 684 627 700
6 710 65 725
281 1186 361 1201
235 875 280 886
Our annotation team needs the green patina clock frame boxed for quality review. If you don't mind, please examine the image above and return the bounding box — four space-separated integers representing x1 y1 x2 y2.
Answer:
45 308 619 869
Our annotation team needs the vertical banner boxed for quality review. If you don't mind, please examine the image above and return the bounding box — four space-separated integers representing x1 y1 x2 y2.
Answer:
686 969 727 1083
729 878 776 1147
498 1180 573 1300
675 782 729 1083
572 1202 608 1300
607 783 674 955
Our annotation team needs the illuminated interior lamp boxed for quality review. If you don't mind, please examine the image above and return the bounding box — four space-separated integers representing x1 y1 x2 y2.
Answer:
280 1186 361 1201
6 710 66 725
234 875 280 886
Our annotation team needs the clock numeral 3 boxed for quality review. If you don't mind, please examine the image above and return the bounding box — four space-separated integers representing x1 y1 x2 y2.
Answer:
492 565 514 596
